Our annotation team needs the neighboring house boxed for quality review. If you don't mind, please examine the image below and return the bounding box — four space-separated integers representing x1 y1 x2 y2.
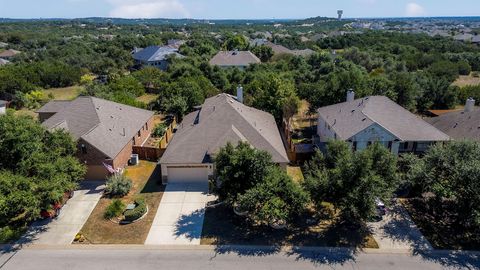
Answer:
427 98 480 141
0 100 7 115
316 92 450 154
0 49 21 60
167 39 185 49
209 51 261 69
0 58 10 66
160 91 289 184
132 45 184 71
251 40 315 57
37 97 154 180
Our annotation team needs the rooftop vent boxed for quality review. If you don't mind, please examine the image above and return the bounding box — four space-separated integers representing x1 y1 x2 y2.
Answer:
465 97 475 113
347 89 355 102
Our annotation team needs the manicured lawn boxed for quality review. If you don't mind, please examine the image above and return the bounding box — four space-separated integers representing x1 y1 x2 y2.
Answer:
43 85 83 100
201 204 378 248
287 166 304 184
77 161 164 244
403 198 480 250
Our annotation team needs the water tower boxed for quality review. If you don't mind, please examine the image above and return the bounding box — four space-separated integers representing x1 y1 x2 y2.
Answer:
337 10 343 20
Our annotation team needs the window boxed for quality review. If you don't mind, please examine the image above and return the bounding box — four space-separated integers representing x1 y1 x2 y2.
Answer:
388 141 393 150
132 137 136 145
81 144 87 154
352 141 357 151
403 142 409 150
146 122 148 130
367 141 372 146
138 130 141 137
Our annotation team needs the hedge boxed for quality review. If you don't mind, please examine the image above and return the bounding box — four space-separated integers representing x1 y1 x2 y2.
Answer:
124 198 147 222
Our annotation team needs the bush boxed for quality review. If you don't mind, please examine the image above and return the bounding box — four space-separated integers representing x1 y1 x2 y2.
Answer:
104 199 125 219
124 198 147 222
105 174 132 197
152 123 168 138
0 226 26 243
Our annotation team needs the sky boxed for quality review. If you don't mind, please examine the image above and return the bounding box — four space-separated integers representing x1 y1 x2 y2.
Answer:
0 0 479 19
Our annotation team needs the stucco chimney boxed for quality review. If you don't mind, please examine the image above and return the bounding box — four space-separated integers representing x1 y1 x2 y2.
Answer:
237 86 244 104
347 89 355 102
465 97 475 112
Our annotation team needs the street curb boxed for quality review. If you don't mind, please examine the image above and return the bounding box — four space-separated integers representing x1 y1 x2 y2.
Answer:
17 244 480 256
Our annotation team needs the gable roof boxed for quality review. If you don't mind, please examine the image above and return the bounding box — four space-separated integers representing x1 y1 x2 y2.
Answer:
317 96 450 142
132 45 183 62
160 93 289 164
0 49 21 58
209 51 261 67
38 97 154 159
426 108 480 141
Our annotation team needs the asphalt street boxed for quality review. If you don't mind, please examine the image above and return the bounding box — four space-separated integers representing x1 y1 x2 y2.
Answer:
1 246 479 270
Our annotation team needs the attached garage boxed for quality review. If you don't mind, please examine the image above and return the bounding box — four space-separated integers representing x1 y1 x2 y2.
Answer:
166 166 209 184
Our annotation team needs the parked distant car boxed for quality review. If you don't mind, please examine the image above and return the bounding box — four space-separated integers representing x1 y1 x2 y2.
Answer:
375 198 387 217
40 191 74 219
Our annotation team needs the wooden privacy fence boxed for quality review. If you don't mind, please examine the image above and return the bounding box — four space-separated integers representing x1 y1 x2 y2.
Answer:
133 117 177 161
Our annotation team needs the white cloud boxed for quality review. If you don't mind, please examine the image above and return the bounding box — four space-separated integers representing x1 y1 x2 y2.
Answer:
405 2 426 17
107 0 189 18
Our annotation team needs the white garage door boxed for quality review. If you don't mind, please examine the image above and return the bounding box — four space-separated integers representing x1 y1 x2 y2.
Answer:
167 167 209 184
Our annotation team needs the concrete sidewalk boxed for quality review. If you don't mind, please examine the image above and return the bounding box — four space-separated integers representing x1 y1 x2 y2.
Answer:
368 202 432 251
145 183 216 245
18 181 104 246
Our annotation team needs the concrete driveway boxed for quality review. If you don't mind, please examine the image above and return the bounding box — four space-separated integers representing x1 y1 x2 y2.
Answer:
19 181 104 246
368 201 432 251
145 183 216 245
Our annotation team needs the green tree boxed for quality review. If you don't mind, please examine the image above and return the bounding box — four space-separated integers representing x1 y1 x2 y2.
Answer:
304 141 399 221
223 34 248 51
251 45 274 62
214 142 273 202
238 166 308 224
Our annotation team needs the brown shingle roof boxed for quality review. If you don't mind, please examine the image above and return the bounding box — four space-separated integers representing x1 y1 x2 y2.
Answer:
209 51 260 67
160 93 289 164
317 96 450 142
38 97 154 159
0 49 21 58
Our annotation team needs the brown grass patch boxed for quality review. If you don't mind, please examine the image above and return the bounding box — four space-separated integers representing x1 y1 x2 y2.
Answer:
201 204 377 248
136 94 159 104
78 161 164 244
43 86 83 100
287 166 304 184
452 73 480 87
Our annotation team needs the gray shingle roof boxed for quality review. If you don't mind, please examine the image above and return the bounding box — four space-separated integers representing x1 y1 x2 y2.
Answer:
160 93 289 164
426 108 480 141
317 96 450 142
132 45 183 62
36 100 71 113
39 97 154 159
209 51 261 67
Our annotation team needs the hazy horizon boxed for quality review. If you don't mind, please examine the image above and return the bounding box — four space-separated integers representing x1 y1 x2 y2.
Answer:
0 0 479 20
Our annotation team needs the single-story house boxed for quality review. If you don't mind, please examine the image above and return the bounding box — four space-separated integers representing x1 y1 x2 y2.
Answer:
250 40 315 57
427 98 480 141
0 49 21 60
160 92 289 184
0 100 7 115
37 97 154 180
132 45 184 71
316 91 450 154
209 51 261 69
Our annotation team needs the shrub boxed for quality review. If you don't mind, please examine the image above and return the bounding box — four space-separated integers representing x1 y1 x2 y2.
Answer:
0 226 26 243
104 199 125 219
152 123 168 138
124 198 147 222
105 174 132 197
